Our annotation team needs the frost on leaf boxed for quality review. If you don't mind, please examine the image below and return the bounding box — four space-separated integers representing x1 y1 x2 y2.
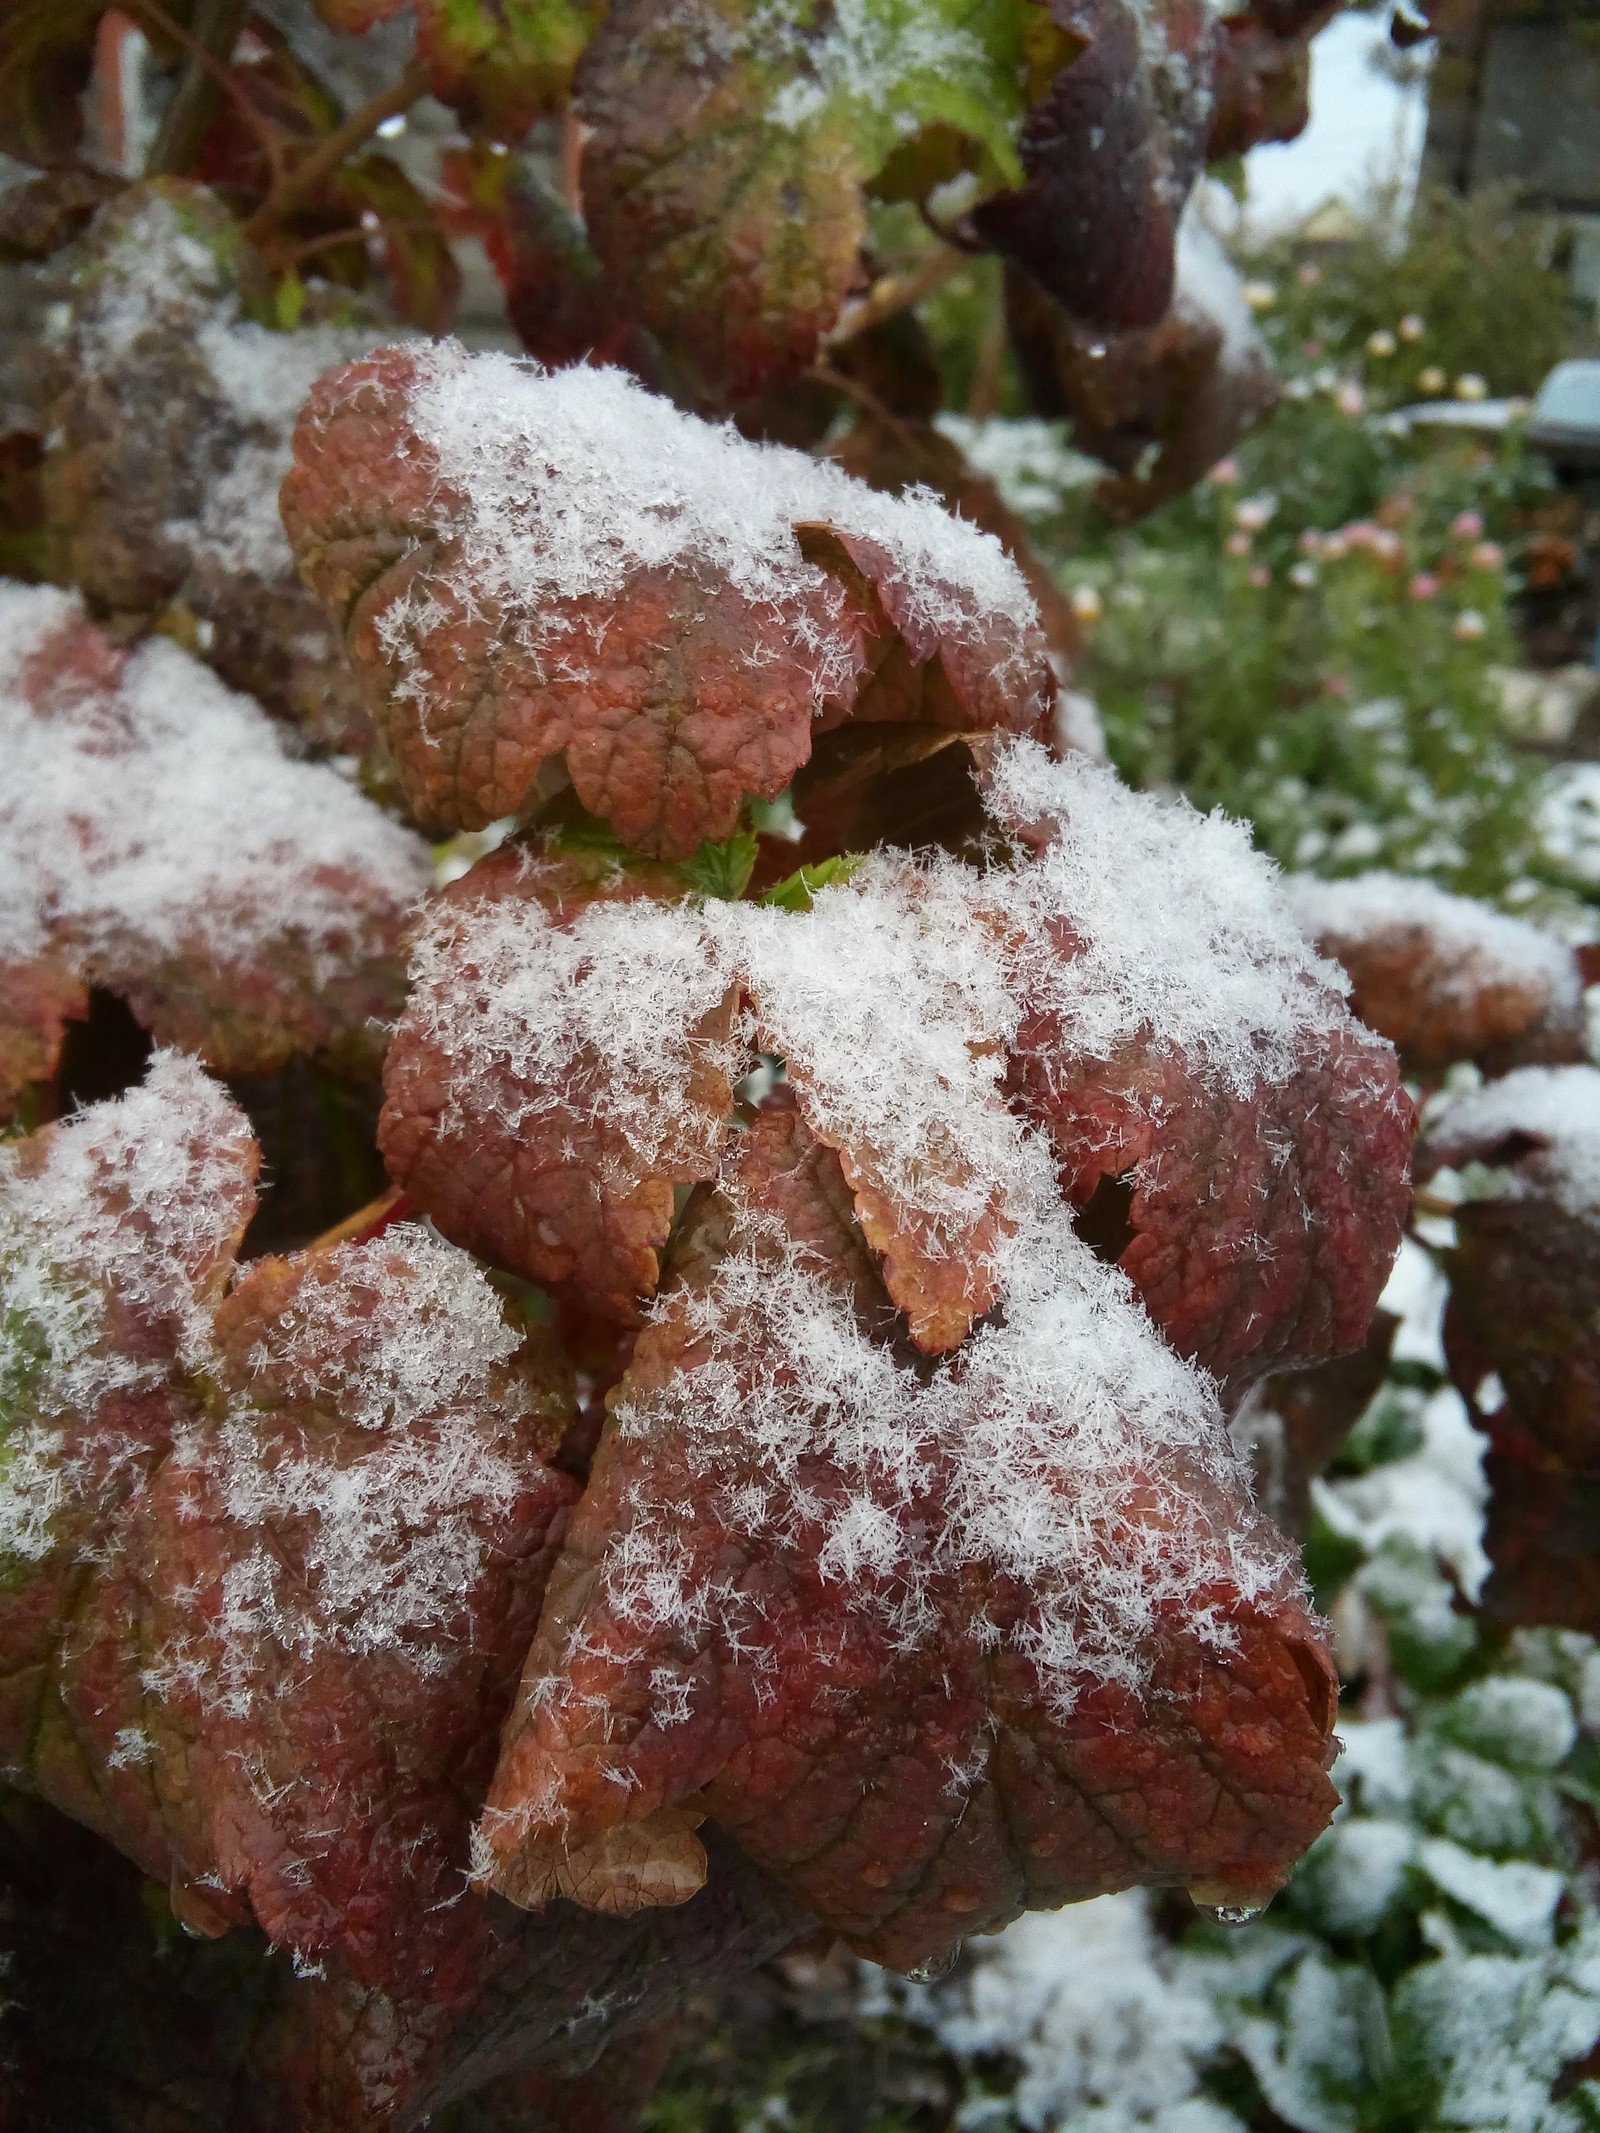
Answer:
44 184 385 753
380 845 744 1326
969 0 1214 334
0 1057 580 2007
1287 874 1589 1078
1007 205 1281 525
983 743 1414 1395
281 344 1053 857
1417 1068 1600 1634
385 739 1410 1380
476 1098 1340 1970
0 580 430 1108
574 0 866 405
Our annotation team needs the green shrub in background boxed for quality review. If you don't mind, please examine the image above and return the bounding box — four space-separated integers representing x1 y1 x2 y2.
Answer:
951 186 1593 909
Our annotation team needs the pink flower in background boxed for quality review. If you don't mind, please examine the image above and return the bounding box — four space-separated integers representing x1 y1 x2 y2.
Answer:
1249 567 1271 589
1209 458 1241 485
1451 511 1485 541
1226 532 1252 558
1409 573 1440 601
1470 541 1504 572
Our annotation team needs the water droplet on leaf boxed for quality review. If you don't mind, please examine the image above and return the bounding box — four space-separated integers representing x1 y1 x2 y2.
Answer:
906 1945 961 1982
1196 1902 1264 1928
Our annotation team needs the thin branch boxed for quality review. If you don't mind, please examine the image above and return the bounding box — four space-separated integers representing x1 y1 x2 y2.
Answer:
808 359 930 469
306 1189 408 1256
125 0 282 174
144 0 249 175
822 243 967 349
244 57 432 243
275 216 443 267
1410 1189 1461 1223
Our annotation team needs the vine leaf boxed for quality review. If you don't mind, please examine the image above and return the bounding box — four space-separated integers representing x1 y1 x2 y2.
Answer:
43 181 386 755
574 0 867 405
1289 875 1590 1079
1006 213 1280 524
0 579 430 1115
969 0 1215 333
476 1099 1341 1970
379 845 744 1326
0 1055 580 1997
282 344 1053 858
1417 1067 1600 1633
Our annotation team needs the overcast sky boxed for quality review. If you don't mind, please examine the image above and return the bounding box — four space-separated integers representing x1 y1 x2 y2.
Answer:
1243 11 1432 235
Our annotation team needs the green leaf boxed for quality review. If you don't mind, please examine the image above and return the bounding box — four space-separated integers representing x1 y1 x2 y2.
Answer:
819 0 1028 192
760 854 864 912
577 0 868 404
418 0 606 136
680 831 760 902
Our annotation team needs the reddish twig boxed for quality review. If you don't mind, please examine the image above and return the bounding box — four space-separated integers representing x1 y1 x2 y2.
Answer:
244 57 432 243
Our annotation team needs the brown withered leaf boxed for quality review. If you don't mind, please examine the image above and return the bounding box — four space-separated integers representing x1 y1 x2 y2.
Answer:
43 181 383 756
282 343 1053 857
1007 223 1280 524
380 845 742 1324
575 0 866 405
476 1100 1340 1971
1289 875 1589 1079
0 580 430 1086
970 0 1215 333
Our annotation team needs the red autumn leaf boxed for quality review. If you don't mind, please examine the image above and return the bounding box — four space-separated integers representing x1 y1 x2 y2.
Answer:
1007 214 1281 524
0 580 430 1092
979 742 1414 1396
313 0 603 135
1416 1067 1600 1633
1207 0 1340 161
970 0 1215 333
382 737 1409 1378
574 0 866 404
476 1097 1339 1970
380 844 743 1326
1288 874 1590 1078
441 143 658 376
43 181 384 754
0 1053 581 2010
281 343 1053 857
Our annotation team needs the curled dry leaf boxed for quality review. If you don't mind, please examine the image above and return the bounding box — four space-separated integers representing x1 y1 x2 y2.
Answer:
1417 1067 1600 1633
574 0 866 405
0 579 430 1115
282 343 1052 857
1287 874 1589 1078
970 0 1214 333
382 738 1409 1386
1007 205 1280 524
43 183 384 753
476 1097 1340 1970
